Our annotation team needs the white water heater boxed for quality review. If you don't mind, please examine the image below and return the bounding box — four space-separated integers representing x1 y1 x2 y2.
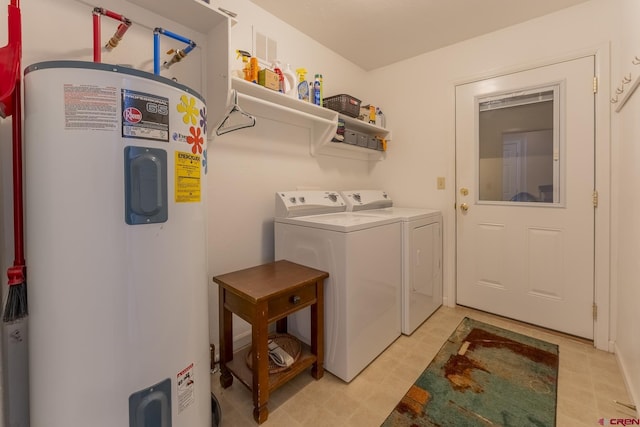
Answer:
24 61 210 427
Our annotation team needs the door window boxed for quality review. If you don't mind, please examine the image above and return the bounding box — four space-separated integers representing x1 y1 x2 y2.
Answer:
477 86 560 204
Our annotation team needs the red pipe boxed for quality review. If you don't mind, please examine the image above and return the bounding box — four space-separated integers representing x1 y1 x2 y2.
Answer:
92 9 101 62
92 7 131 62
103 9 124 21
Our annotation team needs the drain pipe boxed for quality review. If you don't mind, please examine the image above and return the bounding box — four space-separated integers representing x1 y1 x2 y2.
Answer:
92 7 131 63
153 27 196 75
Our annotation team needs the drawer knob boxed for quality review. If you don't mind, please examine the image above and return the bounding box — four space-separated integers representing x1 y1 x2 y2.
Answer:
290 295 301 304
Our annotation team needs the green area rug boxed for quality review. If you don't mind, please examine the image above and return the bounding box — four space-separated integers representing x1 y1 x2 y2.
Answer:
382 317 559 427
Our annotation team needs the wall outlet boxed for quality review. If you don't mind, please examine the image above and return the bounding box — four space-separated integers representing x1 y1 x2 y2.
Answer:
437 177 446 190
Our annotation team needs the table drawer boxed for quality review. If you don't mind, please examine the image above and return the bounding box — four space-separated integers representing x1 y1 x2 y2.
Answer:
268 285 316 318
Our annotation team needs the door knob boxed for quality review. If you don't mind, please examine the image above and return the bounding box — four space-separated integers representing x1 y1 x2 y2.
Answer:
460 203 469 212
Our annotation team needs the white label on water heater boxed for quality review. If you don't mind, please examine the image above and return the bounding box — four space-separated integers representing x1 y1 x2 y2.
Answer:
176 362 195 413
121 89 170 142
63 84 118 131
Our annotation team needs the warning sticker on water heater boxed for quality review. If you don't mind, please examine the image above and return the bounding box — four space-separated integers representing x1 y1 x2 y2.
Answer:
121 89 169 142
176 362 195 413
175 151 201 203
63 84 118 131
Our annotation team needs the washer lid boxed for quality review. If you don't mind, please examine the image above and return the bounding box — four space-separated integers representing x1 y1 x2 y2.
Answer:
275 212 400 232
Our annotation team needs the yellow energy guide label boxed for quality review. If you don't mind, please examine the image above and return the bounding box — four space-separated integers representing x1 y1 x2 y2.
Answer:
175 151 201 203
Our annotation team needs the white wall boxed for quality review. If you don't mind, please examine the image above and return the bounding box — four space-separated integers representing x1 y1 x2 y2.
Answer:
611 0 640 408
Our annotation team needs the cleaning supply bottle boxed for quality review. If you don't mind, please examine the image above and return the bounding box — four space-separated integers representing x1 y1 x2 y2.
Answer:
296 68 309 102
368 105 376 124
313 74 323 106
272 61 285 92
313 74 321 106
249 56 259 83
283 64 297 98
376 107 386 128
236 49 251 81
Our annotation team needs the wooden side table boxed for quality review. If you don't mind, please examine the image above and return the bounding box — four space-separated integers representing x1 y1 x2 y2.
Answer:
213 260 328 424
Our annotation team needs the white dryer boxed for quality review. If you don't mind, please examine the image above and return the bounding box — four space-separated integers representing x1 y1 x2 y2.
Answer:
274 190 402 382
341 190 442 335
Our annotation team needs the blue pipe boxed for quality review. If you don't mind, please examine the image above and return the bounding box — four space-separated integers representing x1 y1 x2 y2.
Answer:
153 27 197 75
153 29 160 75
156 27 192 45
183 43 195 56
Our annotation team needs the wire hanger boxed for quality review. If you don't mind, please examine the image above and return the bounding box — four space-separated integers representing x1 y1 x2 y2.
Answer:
215 89 256 136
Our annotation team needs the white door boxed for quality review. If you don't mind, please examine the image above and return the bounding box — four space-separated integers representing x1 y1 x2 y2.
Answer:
455 56 595 339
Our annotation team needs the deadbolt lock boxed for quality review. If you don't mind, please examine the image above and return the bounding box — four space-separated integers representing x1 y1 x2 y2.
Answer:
460 188 469 196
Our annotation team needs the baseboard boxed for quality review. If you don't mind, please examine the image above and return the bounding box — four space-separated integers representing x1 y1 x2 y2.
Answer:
614 342 639 415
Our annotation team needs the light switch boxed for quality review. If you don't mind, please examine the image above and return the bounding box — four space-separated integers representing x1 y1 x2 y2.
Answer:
437 177 446 190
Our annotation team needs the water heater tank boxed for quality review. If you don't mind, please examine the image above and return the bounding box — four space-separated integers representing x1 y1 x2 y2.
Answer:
24 61 210 427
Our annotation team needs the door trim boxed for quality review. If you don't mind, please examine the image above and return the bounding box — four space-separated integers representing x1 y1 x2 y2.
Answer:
450 44 611 351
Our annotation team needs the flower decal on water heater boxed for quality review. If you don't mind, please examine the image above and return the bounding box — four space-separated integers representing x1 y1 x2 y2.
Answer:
202 149 208 175
187 126 204 154
199 106 207 134
177 95 199 125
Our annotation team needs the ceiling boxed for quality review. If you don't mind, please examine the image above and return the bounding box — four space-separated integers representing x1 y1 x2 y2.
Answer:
249 0 591 71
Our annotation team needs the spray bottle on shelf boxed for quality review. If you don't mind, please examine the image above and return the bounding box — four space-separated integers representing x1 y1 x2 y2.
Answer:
236 49 251 81
296 68 309 102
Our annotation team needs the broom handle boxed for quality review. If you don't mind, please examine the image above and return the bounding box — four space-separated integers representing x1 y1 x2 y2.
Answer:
11 79 24 266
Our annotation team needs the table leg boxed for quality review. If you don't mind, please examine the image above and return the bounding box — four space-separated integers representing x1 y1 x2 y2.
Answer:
275 317 288 334
218 288 233 388
252 302 270 424
310 279 324 379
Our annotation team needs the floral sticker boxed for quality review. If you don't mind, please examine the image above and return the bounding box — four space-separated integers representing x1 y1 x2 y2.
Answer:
199 106 207 134
187 126 204 154
177 95 199 126
202 149 208 175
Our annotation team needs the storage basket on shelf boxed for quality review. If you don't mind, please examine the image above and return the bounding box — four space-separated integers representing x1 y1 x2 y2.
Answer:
323 94 361 117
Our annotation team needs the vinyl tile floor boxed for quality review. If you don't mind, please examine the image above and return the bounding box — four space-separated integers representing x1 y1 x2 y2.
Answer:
210 306 636 426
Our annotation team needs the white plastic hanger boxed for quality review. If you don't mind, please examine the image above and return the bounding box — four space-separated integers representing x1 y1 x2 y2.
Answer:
215 89 256 135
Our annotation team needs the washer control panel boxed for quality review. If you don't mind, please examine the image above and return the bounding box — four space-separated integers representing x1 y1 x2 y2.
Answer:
275 191 346 218
340 190 393 211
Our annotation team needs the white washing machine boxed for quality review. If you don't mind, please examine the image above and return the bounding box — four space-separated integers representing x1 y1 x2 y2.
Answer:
341 190 442 335
274 190 402 382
